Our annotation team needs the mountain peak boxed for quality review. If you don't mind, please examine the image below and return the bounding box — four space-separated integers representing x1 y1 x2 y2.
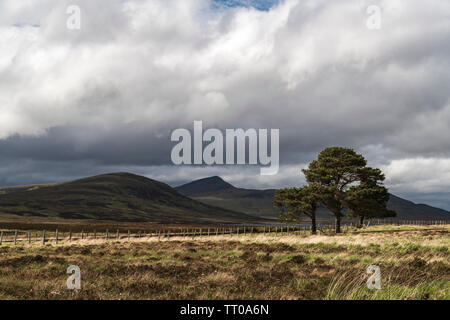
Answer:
200 176 232 185
175 176 235 196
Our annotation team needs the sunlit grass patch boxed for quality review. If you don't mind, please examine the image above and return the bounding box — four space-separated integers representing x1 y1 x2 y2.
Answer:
0 225 448 299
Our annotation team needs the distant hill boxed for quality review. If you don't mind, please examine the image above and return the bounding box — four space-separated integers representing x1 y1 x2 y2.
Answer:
0 173 261 224
176 176 450 220
175 176 236 195
387 194 450 220
176 176 278 217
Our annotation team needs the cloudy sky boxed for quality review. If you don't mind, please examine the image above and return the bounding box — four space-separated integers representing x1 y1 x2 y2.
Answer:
1 0 450 209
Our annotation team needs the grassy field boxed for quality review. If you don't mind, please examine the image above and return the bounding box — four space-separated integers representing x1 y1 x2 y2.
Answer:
0 225 448 300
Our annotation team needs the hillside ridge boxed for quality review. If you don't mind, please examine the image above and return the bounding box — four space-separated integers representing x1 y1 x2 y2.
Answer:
176 176 450 220
0 172 261 224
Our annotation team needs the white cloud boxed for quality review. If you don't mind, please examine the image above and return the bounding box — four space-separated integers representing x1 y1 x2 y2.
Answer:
0 0 449 207
382 158 450 193
0 0 447 138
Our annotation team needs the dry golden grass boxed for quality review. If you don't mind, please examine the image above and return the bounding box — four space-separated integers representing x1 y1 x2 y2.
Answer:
0 225 448 300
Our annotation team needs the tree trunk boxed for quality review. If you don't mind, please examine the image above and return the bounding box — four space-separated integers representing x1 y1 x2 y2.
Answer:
335 215 341 233
311 215 317 235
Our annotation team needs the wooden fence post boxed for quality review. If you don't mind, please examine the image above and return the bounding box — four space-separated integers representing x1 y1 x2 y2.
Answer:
55 230 58 245
43 230 46 245
81 230 84 240
106 229 109 240
69 230 72 242
116 230 119 240
14 230 17 245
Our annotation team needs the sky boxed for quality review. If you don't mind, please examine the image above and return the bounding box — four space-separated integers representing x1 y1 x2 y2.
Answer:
0 0 450 209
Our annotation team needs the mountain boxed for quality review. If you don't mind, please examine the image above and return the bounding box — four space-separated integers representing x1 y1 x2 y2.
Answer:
176 176 278 217
176 176 450 220
387 194 450 220
0 173 261 224
175 176 235 196
2 173 446 224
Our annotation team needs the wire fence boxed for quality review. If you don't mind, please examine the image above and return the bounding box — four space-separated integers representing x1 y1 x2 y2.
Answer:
0 219 448 245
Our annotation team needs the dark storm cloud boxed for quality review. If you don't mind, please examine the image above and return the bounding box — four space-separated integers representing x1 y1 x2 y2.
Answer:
0 125 172 165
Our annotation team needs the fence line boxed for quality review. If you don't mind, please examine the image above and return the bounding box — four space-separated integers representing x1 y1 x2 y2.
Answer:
0 220 448 245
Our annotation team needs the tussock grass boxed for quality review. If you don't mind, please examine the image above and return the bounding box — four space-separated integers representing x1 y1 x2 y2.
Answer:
0 225 448 300
326 267 450 300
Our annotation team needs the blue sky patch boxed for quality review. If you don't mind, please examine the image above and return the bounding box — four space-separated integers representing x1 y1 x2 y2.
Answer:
212 0 281 11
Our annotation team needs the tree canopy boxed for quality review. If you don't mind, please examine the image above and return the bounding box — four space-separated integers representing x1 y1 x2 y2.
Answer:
344 167 396 225
274 185 322 234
